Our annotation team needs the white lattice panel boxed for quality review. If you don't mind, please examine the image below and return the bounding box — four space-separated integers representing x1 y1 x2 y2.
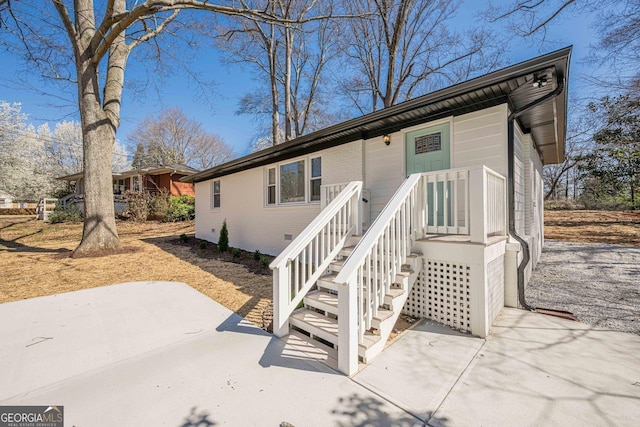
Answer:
403 259 471 333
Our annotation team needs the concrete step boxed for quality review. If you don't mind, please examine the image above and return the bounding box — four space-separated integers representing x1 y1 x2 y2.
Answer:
305 290 338 316
289 308 338 346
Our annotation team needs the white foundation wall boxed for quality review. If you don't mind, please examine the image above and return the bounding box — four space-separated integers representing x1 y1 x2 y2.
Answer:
194 141 364 256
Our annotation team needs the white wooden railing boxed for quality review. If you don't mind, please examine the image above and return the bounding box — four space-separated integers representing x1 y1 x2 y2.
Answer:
270 181 363 337
35 198 58 221
334 174 421 374
333 166 506 374
484 168 507 238
320 182 349 208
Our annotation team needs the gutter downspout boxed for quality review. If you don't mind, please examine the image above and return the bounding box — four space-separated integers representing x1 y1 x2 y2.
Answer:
507 74 565 311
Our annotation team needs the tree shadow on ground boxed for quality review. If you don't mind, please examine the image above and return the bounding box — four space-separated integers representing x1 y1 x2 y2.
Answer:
179 406 216 427
331 393 444 426
0 234 72 254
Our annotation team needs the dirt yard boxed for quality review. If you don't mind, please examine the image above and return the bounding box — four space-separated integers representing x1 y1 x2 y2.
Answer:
2 210 637 334
544 210 640 246
0 216 273 327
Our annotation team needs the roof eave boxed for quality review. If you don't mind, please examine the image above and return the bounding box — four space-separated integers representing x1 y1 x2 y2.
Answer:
184 46 572 183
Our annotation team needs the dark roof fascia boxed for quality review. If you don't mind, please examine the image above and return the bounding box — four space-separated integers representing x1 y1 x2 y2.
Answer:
185 46 572 183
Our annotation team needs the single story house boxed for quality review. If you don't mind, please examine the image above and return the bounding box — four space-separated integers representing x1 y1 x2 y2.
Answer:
58 164 198 214
183 47 571 375
0 191 14 209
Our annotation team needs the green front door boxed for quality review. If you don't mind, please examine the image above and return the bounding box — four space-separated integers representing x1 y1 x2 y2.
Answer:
405 122 450 175
406 123 451 227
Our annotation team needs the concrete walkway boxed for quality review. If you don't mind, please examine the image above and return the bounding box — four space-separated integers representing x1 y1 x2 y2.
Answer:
1 281 639 426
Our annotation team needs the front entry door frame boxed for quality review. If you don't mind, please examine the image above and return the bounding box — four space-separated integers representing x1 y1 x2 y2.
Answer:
404 118 453 227
404 118 452 177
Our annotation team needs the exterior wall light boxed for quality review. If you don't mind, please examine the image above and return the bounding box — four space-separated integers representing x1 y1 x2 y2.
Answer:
383 134 391 145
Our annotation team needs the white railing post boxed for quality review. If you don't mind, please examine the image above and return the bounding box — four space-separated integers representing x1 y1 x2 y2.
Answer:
353 192 361 235
338 279 358 376
272 265 290 337
469 166 488 243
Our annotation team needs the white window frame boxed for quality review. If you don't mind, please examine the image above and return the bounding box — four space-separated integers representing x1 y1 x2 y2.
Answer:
265 155 322 207
266 167 277 206
309 156 322 202
211 180 221 210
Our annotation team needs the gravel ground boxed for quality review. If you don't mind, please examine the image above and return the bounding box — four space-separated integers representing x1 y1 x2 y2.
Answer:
527 240 640 335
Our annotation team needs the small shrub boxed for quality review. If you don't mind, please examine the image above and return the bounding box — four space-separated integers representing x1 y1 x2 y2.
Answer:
123 190 151 221
253 249 261 261
150 188 171 219
218 219 229 252
260 256 270 268
232 248 241 258
180 233 189 243
198 240 207 250
48 206 83 224
164 195 195 222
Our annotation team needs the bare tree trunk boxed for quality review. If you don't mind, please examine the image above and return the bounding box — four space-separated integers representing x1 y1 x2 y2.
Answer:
283 25 293 140
269 22 280 145
72 0 127 255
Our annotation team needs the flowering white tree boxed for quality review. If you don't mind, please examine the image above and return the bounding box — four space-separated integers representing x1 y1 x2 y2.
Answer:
0 102 53 200
1 103 129 200
47 120 129 175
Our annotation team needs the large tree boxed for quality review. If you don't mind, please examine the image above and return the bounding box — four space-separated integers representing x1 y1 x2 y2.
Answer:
127 107 234 169
0 0 336 255
580 94 640 208
339 0 502 113
215 0 341 145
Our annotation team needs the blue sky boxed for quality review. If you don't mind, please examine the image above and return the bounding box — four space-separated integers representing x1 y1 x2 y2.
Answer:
0 1 599 160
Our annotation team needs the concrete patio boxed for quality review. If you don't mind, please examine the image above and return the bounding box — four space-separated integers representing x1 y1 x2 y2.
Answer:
1 281 638 426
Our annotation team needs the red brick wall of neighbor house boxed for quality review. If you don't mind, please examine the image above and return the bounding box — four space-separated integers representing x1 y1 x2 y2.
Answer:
170 174 195 196
150 173 195 196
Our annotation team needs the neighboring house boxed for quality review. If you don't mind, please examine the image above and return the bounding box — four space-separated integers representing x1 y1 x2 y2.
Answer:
183 48 571 375
58 164 199 214
0 191 14 208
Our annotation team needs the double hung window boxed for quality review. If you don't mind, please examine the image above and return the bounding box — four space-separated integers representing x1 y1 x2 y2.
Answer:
266 156 321 206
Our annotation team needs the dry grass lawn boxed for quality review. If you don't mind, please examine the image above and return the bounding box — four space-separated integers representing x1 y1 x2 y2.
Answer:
0 216 272 327
544 210 640 246
2 209 637 332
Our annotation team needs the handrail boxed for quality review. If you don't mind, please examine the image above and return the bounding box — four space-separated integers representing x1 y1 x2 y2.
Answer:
335 174 421 286
270 181 362 269
320 182 350 208
271 180 363 337
333 174 421 374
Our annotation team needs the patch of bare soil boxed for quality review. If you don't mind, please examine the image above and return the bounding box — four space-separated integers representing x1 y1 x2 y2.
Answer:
544 210 640 246
0 216 418 339
0 217 272 328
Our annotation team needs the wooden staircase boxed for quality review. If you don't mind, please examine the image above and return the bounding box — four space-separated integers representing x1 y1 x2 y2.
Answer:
283 234 422 371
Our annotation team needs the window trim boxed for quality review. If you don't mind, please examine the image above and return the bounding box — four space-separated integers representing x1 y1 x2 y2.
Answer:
265 155 322 207
211 179 221 210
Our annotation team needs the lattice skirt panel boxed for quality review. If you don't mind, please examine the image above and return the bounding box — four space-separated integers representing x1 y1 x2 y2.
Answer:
403 259 472 333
